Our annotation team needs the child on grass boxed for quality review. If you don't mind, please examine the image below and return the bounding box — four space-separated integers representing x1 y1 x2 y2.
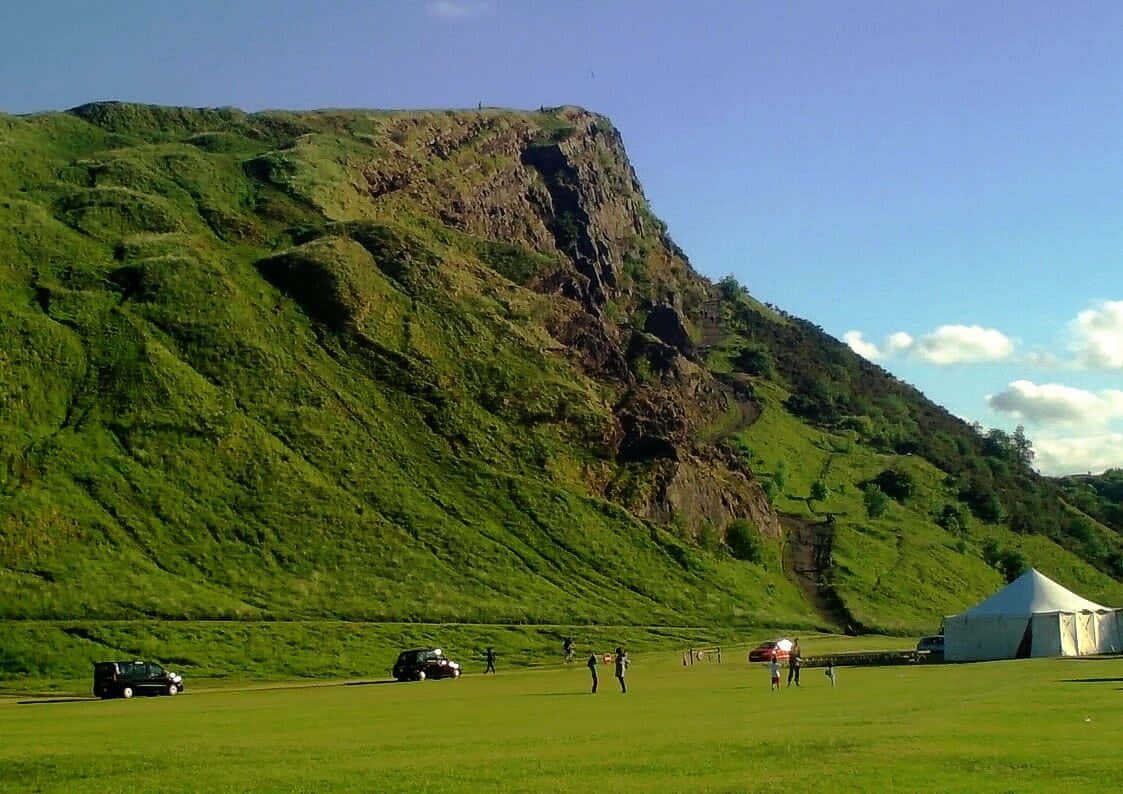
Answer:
824 661 836 687
769 657 781 692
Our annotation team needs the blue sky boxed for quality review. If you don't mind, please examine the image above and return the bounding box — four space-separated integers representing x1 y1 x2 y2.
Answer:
2 1 1121 474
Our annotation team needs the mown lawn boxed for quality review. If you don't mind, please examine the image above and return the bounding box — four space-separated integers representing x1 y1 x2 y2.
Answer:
2 647 1121 792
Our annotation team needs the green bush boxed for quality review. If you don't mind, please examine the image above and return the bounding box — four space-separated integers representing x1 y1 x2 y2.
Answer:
872 469 914 502
863 484 889 518
725 519 764 564
698 522 721 554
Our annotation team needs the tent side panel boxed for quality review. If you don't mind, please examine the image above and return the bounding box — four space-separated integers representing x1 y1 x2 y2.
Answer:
1097 611 1122 654
1059 613 1078 656
1030 613 1062 657
946 614 1027 661
1076 612 1097 655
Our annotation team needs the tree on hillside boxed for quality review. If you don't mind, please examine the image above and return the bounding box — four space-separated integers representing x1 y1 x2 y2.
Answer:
1013 425 1034 466
718 274 743 301
863 483 889 518
810 479 829 502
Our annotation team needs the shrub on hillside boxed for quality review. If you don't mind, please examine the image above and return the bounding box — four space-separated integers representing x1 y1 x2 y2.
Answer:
733 345 774 378
698 522 721 553
863 483 889 518
934 503 967 535
725 519 764 564
959 480 1004 522
872 469 914 502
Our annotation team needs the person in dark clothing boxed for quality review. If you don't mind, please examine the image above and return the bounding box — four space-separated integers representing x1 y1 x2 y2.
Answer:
564 637 574 663
614 647 629 693
787 639 801 687
587 653 599 693
484 647 496 674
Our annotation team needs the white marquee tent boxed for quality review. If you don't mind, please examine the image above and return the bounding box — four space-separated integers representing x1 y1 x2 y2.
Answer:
944 568 1122 662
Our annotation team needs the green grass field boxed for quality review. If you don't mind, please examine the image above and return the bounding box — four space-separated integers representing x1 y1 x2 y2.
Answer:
3 647 1122 792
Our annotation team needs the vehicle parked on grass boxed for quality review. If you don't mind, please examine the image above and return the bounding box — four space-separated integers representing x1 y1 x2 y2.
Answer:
916 635 945 655
93 660 184 699
748 638 793 662
392 648 462 681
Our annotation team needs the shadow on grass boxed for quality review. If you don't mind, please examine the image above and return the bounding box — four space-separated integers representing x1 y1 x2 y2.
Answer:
18 697 97 705
1060 677 1123 684
527 692 597 697
343 680 396 687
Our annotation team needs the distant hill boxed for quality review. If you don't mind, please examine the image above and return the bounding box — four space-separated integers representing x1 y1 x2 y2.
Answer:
1 102 1119 680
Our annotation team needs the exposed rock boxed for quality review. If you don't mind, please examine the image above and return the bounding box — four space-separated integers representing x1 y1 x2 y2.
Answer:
644 304 695 357
547 310 631 382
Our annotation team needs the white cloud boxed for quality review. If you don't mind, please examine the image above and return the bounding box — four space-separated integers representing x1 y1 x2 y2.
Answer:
844 325 1014 365
986 379 1123 427
844 330 882 361
886 331 913 354
1031 432 1123 476
1069 300 1123 369
426 1 490 19
911 325 1014 365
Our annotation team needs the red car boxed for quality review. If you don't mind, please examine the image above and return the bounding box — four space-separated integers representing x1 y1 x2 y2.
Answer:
748 639 793 662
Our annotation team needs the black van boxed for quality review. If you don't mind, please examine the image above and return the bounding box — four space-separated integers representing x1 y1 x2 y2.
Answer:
93 660 184 699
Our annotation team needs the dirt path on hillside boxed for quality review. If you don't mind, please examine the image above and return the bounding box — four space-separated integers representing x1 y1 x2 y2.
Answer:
780 515 864 635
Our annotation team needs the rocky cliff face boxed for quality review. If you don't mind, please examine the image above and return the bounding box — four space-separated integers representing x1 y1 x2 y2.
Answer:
241 104 776 538
337 106 777 538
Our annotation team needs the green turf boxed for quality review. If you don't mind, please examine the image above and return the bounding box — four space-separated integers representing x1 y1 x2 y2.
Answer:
2 649 1121 792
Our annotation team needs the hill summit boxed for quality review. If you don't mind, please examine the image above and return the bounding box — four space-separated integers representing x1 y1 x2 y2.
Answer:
1 103 1120 680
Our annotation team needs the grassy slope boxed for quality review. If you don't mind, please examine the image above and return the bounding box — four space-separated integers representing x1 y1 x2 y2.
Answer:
0 106 815 681
736 380 1123 633
1 104 1119 685
2 653 1122 792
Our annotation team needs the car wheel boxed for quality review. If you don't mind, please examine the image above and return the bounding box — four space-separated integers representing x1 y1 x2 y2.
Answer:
416 671 426 681
121 686 134 699
453 669 461 678
167 683 179 695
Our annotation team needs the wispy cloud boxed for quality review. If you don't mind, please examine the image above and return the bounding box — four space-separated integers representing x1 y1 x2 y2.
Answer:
844 324 1014 365
1069 300 1123 370
1032 431 1123 476
425 1 491 20
987 379 1123 428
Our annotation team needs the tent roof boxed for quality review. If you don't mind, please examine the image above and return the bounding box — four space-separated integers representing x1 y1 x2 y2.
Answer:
954 568 1111 617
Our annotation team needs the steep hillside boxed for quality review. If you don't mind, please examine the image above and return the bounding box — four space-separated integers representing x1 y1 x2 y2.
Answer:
1 103 1120 681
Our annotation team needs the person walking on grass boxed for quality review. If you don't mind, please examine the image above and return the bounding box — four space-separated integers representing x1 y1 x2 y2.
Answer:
824 661 836 687
787 638 802 687
769 656 781 692
614 647 629 693
587 652 599 694
484 647 496 674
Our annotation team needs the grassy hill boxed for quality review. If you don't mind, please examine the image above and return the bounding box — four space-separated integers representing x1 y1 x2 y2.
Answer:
1 103 1120 682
